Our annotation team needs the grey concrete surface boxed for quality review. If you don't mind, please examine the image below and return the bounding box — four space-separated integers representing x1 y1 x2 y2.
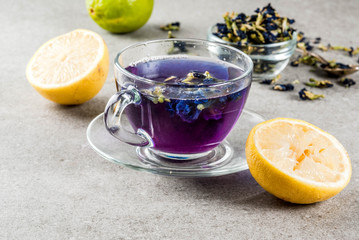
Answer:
1 0 359 239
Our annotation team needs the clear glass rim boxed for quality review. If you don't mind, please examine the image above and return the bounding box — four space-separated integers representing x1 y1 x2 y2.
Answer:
114 38 253 88
208 24 297 48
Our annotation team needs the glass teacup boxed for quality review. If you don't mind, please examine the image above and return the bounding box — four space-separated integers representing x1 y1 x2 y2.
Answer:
104 39 253 162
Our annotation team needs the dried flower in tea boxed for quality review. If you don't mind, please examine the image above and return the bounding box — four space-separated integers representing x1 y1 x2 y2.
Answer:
181 71 220 85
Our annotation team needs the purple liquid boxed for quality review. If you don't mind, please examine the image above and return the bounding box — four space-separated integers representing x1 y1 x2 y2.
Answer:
125 57 250 154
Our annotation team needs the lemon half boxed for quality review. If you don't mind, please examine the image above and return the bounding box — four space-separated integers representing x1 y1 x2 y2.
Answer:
26 29 109 105
246 118 352 204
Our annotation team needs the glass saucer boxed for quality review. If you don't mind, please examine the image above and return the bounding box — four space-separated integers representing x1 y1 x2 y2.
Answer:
87 109 265 177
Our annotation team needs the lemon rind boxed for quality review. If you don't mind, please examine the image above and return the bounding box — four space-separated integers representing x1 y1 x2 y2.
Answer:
26 29 106 89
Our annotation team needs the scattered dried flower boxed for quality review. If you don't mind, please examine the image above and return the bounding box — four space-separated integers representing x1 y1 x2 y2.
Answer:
317 44 359 57
339 78 356 88
298 88 324 100
318 44 329 51
160 22 180 31
293 53 352 74
290 59 299 67
167 31 176 38
260 74 281 84
168 40 187 54
313 37 321 44
305 78 333 88
297 32 314 51
259 79 273 85
271 74 281 83
272 83 294 91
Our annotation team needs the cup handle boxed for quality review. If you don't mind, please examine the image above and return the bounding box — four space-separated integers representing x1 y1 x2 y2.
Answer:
104 85 151 147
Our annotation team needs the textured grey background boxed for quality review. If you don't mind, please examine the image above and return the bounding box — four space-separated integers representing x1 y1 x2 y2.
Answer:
1 0 359 239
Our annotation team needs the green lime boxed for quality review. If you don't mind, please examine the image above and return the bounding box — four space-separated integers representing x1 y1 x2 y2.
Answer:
86 0 154 33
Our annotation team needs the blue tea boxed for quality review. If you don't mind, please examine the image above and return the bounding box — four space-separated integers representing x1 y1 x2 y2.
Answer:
124 57 251 154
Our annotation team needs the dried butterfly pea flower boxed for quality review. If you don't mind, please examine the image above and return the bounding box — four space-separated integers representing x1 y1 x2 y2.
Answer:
313 37 321 44
168 40 188 54
298 55 318 66
215 4 296 45
271 74 281 83
305 78 333 88
181 71 220 85
306 43 313 51
290 59 299 67
297 32 314 51
164 76 177 82
173 41 187 52
253 61 273 73
167 31 176 39
182 72 196 83
348 47 354 57
329 45 354 56
298 88 324 100
339 78 356 88
160 73 245 122
297 42 313 51
145 86 171 104
352 47 359 55
160 22 180 31
172 100 202 122
318 44 359 57
197 104 205 110
321 61 351 70
192 71 206 79
260 79 273 85
297 32 305 42
272 83 294 91
295 53 352 73
259 74 281 85
318 44 329 51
